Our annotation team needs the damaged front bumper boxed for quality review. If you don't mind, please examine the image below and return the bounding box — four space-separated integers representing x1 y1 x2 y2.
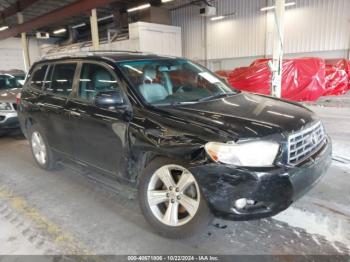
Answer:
189 137 332 220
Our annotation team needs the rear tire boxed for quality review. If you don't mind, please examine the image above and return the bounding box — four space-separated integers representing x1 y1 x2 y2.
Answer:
138 157 213 239
29 125 57 170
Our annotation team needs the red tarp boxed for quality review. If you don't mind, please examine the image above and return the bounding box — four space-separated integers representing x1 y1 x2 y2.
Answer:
215 70 231 79
324 59 350 95
324 64 348 96
217 57 326 101
325 59 350 80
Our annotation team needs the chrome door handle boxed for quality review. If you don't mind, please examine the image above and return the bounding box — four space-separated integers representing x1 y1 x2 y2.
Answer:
70 111 81 117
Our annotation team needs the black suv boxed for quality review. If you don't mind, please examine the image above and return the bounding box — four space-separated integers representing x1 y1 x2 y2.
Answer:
18 52 332 238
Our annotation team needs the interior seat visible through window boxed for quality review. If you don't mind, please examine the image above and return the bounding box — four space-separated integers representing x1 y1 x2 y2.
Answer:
138 66 168 103
78 63 120 102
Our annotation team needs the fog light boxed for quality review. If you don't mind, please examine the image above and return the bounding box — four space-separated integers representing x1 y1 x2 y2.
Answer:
234 198 247 209
234 198 256 210
246 199 255 205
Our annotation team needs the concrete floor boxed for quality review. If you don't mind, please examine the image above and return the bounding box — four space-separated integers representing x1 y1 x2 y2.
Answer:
0 105 349 256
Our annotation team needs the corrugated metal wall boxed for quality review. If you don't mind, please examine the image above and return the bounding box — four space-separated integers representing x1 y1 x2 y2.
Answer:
207 0 267 59
0 37 41 71
171 3 204 61
171 0 350 62
283 0 350 54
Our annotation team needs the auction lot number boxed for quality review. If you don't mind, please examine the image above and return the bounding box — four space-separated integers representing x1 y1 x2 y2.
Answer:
127 256 219 261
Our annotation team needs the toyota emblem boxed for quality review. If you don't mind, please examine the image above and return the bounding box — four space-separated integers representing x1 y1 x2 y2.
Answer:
311 133 318 144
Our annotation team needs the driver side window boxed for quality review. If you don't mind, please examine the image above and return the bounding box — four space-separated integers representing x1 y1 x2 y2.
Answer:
78 63 120 102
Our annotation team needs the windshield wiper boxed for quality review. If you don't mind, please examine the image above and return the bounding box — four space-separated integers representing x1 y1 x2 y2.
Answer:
153 101 196 107
197 93 233 102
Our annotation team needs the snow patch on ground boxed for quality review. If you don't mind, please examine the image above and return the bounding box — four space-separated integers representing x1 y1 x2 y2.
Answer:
273 207 350 251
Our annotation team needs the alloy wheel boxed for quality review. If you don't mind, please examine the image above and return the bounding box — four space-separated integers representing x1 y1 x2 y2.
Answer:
147 165 200 227
31 131 47 166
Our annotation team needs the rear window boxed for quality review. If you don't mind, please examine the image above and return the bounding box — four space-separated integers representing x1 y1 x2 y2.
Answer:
46 63 77 97
0 74 22 90
30 64 48 90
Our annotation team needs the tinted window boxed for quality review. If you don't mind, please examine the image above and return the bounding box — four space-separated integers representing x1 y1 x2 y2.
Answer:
46 63 76 97
78 63 120 102
14 74 26 86
30 64 48 90
43 65 53 90
0 74 20 90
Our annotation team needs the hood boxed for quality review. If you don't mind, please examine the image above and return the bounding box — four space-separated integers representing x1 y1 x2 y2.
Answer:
157 92 318 140
0 88 21 103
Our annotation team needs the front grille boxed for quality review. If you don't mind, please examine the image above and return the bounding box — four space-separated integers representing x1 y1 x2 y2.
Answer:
287 121 326 165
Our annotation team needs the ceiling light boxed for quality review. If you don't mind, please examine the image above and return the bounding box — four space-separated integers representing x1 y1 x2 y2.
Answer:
97 15 114 22
53 28 67 34
285 2 297 7
260 1 296 11
211 16 225 21
0 26 9 31
72 23 86 29
127 3 151 13
260 6 275 11
210 12 235 21
161 0 174 3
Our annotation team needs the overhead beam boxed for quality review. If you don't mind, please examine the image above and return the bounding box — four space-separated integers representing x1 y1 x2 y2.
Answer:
0 0 40 21
0 0 119 40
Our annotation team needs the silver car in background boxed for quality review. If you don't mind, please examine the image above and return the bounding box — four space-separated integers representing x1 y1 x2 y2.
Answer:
0 70 25 136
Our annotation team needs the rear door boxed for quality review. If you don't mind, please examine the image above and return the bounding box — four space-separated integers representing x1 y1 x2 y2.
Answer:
66 61 129 176
41 62 78 157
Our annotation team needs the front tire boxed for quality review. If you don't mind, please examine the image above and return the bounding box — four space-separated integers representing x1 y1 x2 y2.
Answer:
138 157 213 239
29 126 57 170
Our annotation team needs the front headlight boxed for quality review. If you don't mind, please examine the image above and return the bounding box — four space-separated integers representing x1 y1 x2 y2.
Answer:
0 102 13 111
205 140 280 167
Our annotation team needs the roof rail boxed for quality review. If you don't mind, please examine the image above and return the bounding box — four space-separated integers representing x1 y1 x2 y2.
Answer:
89 50 143 54
40 50 145 60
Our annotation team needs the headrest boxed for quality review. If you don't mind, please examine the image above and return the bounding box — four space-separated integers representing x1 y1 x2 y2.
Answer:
142 66 157 84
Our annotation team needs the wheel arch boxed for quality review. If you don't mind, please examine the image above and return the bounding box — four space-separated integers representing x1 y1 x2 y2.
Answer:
128 145 206 185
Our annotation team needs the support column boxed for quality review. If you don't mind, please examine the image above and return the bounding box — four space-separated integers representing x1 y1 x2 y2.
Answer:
90 8 100 51
203 16 208 67
17 12 30 72
271 0 285 98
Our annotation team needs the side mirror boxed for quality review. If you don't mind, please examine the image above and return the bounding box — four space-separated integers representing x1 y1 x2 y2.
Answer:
95 90 125 110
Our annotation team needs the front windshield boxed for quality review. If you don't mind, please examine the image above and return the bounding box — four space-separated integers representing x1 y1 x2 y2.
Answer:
0 74 23 90
118 59 237 105
14 75 26 86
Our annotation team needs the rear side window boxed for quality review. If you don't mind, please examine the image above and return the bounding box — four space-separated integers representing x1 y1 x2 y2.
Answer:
30 64 48 90
46 63 76 97
43 65 53 90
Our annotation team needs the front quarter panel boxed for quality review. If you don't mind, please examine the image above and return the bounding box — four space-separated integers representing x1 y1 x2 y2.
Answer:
127 106 286 184
127 106 218 182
